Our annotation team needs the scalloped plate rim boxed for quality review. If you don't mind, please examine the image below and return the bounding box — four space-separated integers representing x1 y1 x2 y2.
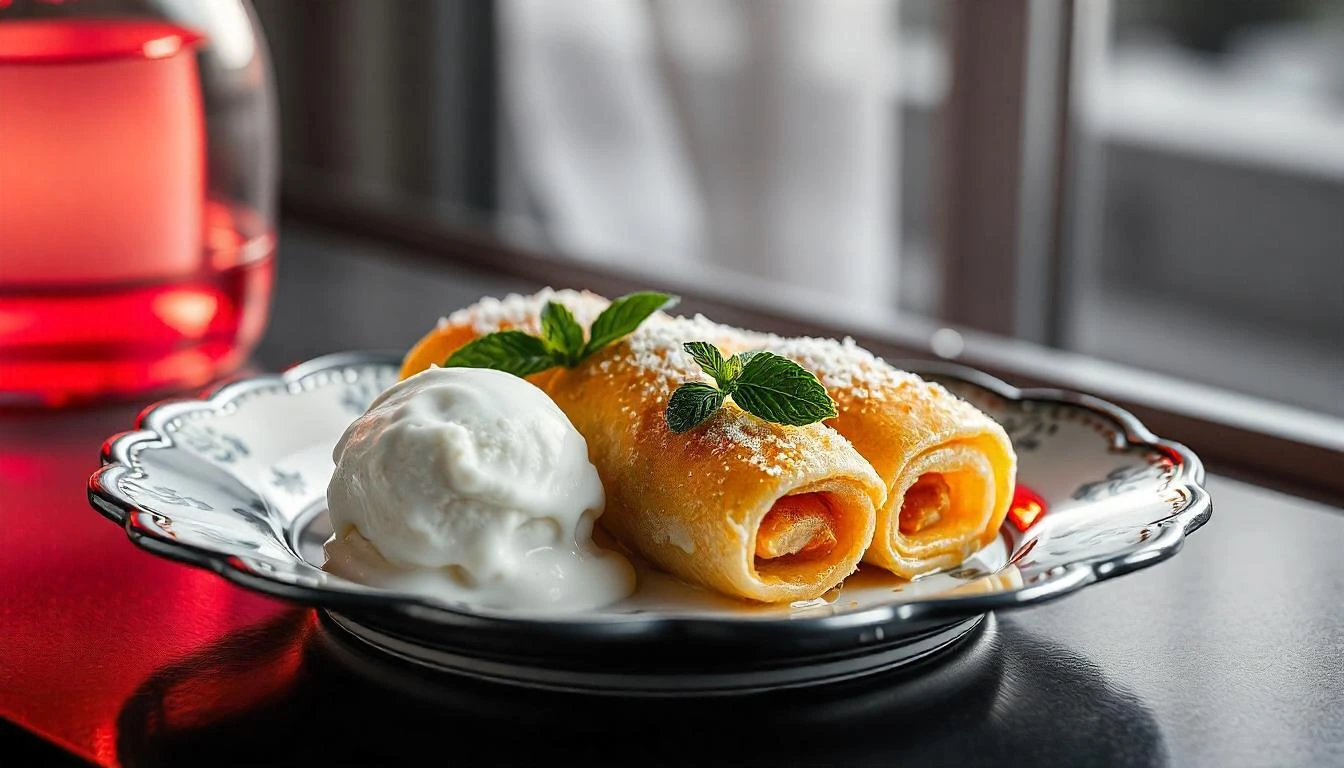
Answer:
87 350 1212 639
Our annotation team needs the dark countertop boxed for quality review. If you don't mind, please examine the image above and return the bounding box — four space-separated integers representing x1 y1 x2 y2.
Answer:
3 223 1342 767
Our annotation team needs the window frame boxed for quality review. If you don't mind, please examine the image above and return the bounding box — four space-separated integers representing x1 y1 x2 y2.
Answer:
281 183 1344 506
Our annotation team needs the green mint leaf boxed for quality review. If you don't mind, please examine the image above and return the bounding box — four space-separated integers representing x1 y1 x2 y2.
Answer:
583 291 678 358
724 350 761 382
540 301 584 363
445 331 561 378
665 382 726 433
731 351 838 427
683 341 732 387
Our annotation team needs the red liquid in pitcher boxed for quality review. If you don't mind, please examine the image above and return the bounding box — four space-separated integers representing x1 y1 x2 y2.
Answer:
0 202 275 406
0 20 275 405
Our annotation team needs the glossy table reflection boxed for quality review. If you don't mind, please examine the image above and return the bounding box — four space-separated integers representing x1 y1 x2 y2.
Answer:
2 224 1343 767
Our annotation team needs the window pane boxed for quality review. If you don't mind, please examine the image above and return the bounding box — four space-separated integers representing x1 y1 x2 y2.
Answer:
495 0 947 319
254 0 950 321
895 0 947 317
1065 0 1344 415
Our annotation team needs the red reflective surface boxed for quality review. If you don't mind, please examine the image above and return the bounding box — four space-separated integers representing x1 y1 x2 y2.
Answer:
0 397 1050 766
0 232 1332 766
0 394 296 767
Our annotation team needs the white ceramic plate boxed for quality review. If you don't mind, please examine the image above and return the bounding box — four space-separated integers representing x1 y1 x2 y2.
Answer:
89 352 1210 694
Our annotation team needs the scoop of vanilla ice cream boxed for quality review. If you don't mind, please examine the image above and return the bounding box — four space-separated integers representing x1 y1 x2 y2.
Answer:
325 366 635 611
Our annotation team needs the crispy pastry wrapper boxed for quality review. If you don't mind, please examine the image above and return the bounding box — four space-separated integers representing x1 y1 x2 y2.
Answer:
399 290 886 602
742 334 1017 578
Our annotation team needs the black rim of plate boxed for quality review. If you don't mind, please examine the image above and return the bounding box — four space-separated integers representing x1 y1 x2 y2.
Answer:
87 350 1212 657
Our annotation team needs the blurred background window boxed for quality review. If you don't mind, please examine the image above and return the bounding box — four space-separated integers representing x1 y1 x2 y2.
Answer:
1066 0 1344 415
251 0 1343 416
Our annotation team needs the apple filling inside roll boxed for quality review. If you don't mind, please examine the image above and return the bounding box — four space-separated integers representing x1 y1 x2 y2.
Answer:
877 444 999 578
895 468 993 547
899 474 952 535
756 493 837 560
735 476 881 597
754 493 839 573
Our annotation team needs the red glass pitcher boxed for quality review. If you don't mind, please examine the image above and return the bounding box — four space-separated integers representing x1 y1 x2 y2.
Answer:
0 0 277 406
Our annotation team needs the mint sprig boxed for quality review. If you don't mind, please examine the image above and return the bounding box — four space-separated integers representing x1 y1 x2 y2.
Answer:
731 352 839 426
665 342 838 433
540 301 584 365
583 291 676 357
665 382 725 433
442 330 556 378
446 291 678 375
683 341 732 385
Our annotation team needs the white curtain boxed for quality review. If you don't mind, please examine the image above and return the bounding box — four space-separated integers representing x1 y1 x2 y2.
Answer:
498 0 899 306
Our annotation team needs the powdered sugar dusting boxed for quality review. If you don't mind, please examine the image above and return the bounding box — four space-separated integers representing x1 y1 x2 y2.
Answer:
621 311 924 404
743 333 923 403
604 314 857 479
621 314 732 390
440 288 609 336
704 408 807 477
736 332 976 432
438 290 939 479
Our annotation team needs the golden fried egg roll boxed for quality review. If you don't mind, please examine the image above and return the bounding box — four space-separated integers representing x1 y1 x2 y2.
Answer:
749 335 1018 578
399 291 887 603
